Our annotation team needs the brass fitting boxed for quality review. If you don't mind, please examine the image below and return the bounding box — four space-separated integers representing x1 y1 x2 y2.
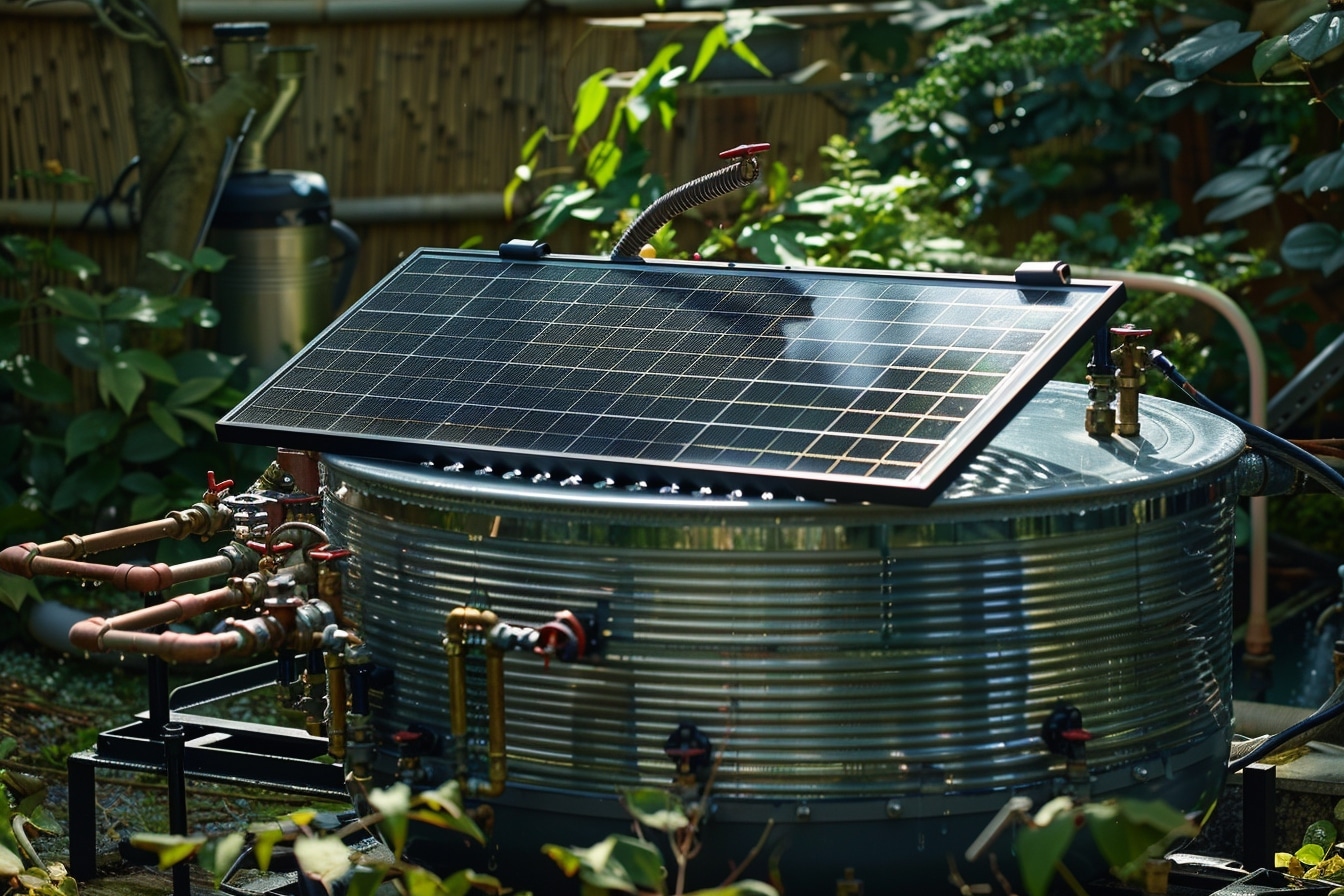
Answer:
1110 325 1152 437
444 606 507 798
1084 369 1117 438
325 648 348 760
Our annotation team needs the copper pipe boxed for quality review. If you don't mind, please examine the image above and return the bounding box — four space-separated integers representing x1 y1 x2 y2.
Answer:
68 581 252 652
444 606 506 797
92 628 245 663
325 650 348 759
0 505 230 575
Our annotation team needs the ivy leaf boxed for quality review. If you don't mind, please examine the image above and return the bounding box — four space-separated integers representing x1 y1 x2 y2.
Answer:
1288 12 1344 64
1281 222 1344 270
1158 21 1261 81
65 408 124 462
1193 167 1270 202
1140 78 1197 99
1206 185 1277 222
1254 35 1292 79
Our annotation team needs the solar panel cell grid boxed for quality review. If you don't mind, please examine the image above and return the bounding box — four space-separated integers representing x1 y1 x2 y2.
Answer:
216 248 1125 503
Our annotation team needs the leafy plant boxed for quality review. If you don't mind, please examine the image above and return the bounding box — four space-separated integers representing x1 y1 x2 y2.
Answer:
1275 801 1344 887
1014 795 1199 896
130 781 501 896
0 739 73 896
0 163 271 612
545 785 776 896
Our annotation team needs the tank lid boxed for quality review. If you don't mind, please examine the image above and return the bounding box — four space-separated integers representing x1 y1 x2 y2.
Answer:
212 169 331 228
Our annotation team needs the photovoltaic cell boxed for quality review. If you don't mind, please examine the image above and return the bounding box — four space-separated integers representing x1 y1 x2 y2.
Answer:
216 248 1126 503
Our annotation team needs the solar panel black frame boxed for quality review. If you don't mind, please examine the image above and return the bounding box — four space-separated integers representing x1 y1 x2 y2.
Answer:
216 247 1127 504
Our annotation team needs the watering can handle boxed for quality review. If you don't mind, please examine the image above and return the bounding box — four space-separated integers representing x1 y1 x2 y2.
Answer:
330 218 361 312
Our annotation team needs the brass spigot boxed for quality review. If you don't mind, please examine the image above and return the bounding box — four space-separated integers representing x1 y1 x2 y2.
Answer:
1110 324 1152 437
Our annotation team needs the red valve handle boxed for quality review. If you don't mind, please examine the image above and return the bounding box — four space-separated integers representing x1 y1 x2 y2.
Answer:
719 143 771 159
1110 325 1152 338
1060 728 1093 742
206 471 235 494
309 548 352 562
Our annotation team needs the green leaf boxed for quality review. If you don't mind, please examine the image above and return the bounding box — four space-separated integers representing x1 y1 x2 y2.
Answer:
1299 843 1327 866
1301 149 1344 195
1289 12 1344 64
51 455 121 512
171 348 245 381
1282 222 1344 270
1240 144 1293 169
1140 78 1198 99
0 572 41 613
585 140 624 190
442 868 504 895
145 250 193 273
104 289 170 323
0 843 23 876
690 24 729 82
631 43 684 96
147 401 185 446
1305 820 1338 851
347 864 389 896
1254 35 1292 79
119 348 179 384
191 246 230 273
120 420 180 464
130 493 171 523
170 406 219 436
1206 185 1277 223
570 69 616 153
46 238 100 280
728 38 772 78
293 834 352 887
1193 167 1270 203
686 883 779 896
520 125 548 161
43 285 102 320
369 783 412 860
165 376 225 409
120 470 165 495
5 356 74 404
1017 808 1079 896
1159 21 1262 81
1323 244 1344 278
247 822 287 871
199 831 246 888
65 408 124 462
98 358 146 415
128 832 208 869
620 787 690 832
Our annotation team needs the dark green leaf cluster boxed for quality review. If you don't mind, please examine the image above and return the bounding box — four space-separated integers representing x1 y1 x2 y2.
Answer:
1 170 271 608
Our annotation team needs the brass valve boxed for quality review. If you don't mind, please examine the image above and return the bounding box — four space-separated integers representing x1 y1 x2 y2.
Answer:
1110 324 1152 437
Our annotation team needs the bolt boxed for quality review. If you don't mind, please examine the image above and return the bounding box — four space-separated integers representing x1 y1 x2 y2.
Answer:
795 802 811 821
1132 765 1151 782
886 799 902 818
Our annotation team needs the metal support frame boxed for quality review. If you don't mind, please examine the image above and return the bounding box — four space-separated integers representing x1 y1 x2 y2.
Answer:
66 661 348 882
1241 763 1276 873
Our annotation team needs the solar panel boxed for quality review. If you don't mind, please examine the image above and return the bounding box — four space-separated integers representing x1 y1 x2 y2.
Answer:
216 247 1126 504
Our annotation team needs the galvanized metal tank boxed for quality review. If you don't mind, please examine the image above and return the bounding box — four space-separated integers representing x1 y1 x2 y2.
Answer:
321 381 1244 892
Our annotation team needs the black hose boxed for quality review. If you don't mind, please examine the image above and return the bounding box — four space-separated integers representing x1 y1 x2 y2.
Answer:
1150 350 1344 499
1228 697 1344 772
610 156 760 259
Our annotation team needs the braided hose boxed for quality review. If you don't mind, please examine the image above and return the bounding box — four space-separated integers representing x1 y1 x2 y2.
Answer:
611 154 762 259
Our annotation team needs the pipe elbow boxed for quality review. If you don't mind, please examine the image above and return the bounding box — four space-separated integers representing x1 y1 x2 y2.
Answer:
69 617 111 653
0 543 38 577
113 562 175 593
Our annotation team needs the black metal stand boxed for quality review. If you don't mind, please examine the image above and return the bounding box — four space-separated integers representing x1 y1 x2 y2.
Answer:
66 661 348 882
1241 762 1276 875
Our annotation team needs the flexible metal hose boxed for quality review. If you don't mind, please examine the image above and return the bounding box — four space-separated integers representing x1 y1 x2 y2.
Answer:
610 156 760 259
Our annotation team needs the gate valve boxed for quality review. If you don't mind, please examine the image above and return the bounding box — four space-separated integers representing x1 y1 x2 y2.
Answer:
663 722 712 777
533 609 588 668
1041 701 1092 762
